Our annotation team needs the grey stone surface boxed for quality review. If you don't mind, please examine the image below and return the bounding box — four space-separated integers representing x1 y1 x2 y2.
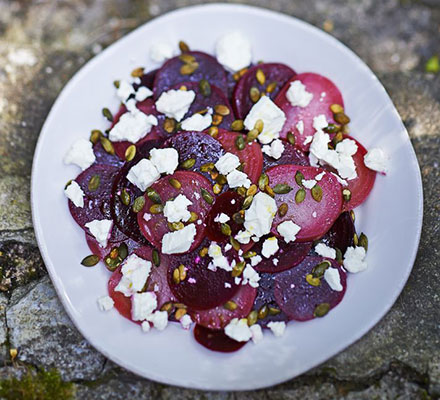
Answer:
0 0 438 399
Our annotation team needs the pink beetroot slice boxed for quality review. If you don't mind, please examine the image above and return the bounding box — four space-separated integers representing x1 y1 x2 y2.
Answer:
318 211 355 254
153 51 228 98
232 63 296 119
108 267 132 321
266 165 343 242
275 73 344 151
216 130 263 184
274 256 347 321
194 325 246 353
167 239 239 310
191 284 257 330
137 171 214 253
263 141 309 171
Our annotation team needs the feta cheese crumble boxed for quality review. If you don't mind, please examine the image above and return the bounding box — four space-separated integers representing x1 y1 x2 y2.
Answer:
215 152 240 175
115 254 152 296
208 242 232 271
116 80 135 102
181 112 212 132
131 292 157 321
324 267 343 291
149 147 179 175
126 158 160 191
267 321 286 337
250 324 264 344
261 237 279 258
64 138 96 170
315 243 336 259
262 139 285 160
364 147 389 173
296 120 304 134
180 314 192 330
163 194 192 223
227 169 251 189
214 213 230 223
162 223 196 254
215 31 252 72
244 192 277 238
277 220 301 243
146 310 168 331
244 96 286 145
135 86 153 102
343 246 368 273
302 178 317 189
235 229 252 244
286 80 313 108
97 296 114 311
84 219 113 248
242 265 260 288
64 181 84 208
250 255 262 267
155 89 196 121
224 318 253 342
109 110 158 143
149 42 176 63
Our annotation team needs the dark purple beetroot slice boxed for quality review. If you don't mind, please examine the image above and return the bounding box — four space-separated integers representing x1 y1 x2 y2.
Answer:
171 82 235 130
167 239 238 310
153 51 228 98
137 171 214 253
191 284 256 330
194 325 246 353
93 141 123 167
216 130 263 184
275 73 344 151
252 236 312 273
267 165 343 242
69 164 126 243
205 191 243 242
253 273 289 328
133 69 157 90
274 256 347 321
233 63 296 119
319 211 355 254
85 233 140 260
162 131 225 183
263 141 309 171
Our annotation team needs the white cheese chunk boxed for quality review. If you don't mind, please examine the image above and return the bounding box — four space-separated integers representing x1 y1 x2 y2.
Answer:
149 41 176 63
215 152 240 175
250 255 262 267
277 220 301 243
126 158 160 191
267 321 286 337
64 138 96 170
227 169 251 189
155 89 195 121
146 310 168 331
97 296 114 312
296 120 304 134
315 243 336 259
215 31 252 72
242 265 260 288
250 324 264 344
116 80 135 102
115 254 152 296
313 114 328 131
235 230 252 244
135 86 153 102
343 246 368 273
131 292 157 321
109 110 158 143
244 192 277 237
324 267 343 291
208 243 232 271
286 80 313 108
84 219 113 248
141 321 151 332
302 179 317 189
262 139 285 160
162 223 196 254
364 147 389 173
214 213 230 223
149 147 179 175
163 194 192 223
180 314 192 330
224 318 252 342
64 181 84 208
181 112 212 132
261 237 279 258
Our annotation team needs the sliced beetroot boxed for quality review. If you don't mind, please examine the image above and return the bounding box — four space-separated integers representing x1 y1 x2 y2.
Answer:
253 273 289 328
133 69 157 90
232 63 296 119
205 191 243 242
93 141 123 167
162 131 225 183
137 171 214 253
267 165 343 242
167 239 238 310
85 234 140 260
319 211 355 254
216 130 263 184
194 325 246 353
191 284 256 330
252 237 312 273
274 256 347 321
263 141 309 171
108 267 132 321
275 73 344 151
69 164 126 243
153 51 228 98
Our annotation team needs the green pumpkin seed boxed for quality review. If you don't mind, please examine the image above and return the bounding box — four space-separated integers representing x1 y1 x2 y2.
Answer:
161 301 173 313
273 184 292 194
232 212 244 225
102 107 113 122
306 274 321 286
266 81 277 93
201 188 213 204
256 68 266 85
88 175 100 192
181 158 196 169
249 86 260 103
199 247 209 257
125 144 136 162
334 112 350 125
311 185 323 202
214 104 230 116
353 233 359 246
169 221 184 231
342 188 352 202
120 189 130 206
254 119 264 133
221 223 232 236
358 232 368 251
213 183 222 194
81 254 99 267
199 79 211 97
258 173 269 191
104 255 121 271
179 40 190 53
332 131 343 146
163 118 176 133
314 303 330 318
146 188 162 204
169 178 182 189
216 174 227 185
295 171 305 186
118 243 128 260
324 123 341 134
231 261 245 277
132 196 145 213
246 128 259 142
295 188 306 204
180 62 199 75
212 114 223 126
100 137 115 155
113 80 120 89
179 53 195 63
278 203 288 217
246 184 258 197
237 187 247 197
178 264 187 281
149 203 163 214
265 185 275 197
287 132 295 145
243 250 256 259
235 134 246 150
200 162 215 172
335 248 343 264
268 306 281 316
224 301 238 311
231 119 244 131
330 104 344 114
258 305 269 320
189 211 198 223
342 124 350 134
208 126 218 138
312 260 331 278
247 310 258 326
131 67 144 77
350 210 355 222
242 195 254 210
90 129 102 144
172 267 180 284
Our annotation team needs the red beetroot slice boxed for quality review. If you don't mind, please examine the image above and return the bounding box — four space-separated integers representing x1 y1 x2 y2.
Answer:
69 164 126 243
205 191 243 242
153 51 228 98
274 256 347 321
267 165 343 242
233 63 296 119
318 211 355 254
253 273 289 327
93 142 123 167
137 171 214 253
194 325 246 353
252 236 312 273
216 130 263 184
85 233 140 260
191 284 257 329
263 141 310 171
162 131 225 183
275 73 344 151
108 267 132 320
167 239 238 310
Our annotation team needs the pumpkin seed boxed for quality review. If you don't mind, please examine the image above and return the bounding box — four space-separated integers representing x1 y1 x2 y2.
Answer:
255 68 266 85
254 119 264 133
231 261 245 277
199 79 211 97
278 203 288 217
88 175 100 192
287 132 296 145
179 85 187 91
152 249 160 267
120 189 130 206
113 80 120 89
146 188 162 204
234 134 245 150
246 184 258 197
306 273 321 286
181 158 196 169
265 185 275 197
215 174 227 185
232 212 244 225
258 305 269 319
230 237 241 252
179 53 195 63
242 195 254 210
64 180 73 190
188 211 198 223
172 267 180 284
207 126 218 138
332 131 343 146
295 171 305 186
342 188 352 202
273 183 292 194
353 233 359 246
314 303 330 318
350 210 355 222
358 232 368 251
167 178 181 190
335 248 343 264
213 183 222 195
266 81 277 93
238 67 248 77
221 223 232 236
212 114 223 126
211 171 219 180
201 188 214 204
224 301 238 311
90 129 102 144
199 246 209 257
233 72 240 81
214 104 230 116
324 123 341 134
178 264 187 281
174 302 187 309
125 144 136 162
237 187 247 197
179 40 190 53
243 250 256 259
118 242 128 260
102 107 113 121
149 204 163 214
131 67 144 77
180 62 199 75
161 301 173 313
311 184 323 202
312 260 331 278
342 124 350 134
247 128 259 142
169 221 184 231
249 86 260 103
104 255 121 271
258 173 269 191
231 119 244 131
334 112 350 125
175 308 187 320
330 104 344 114
100 137 115 155
163 118 176 133
200 162 214 172
247 311 258 326
268 306 281 316
132 196 145 213
295 188 306 204
81 254 99 267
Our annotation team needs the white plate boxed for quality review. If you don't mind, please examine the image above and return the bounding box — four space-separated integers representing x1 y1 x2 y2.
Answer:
31 3 423 391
